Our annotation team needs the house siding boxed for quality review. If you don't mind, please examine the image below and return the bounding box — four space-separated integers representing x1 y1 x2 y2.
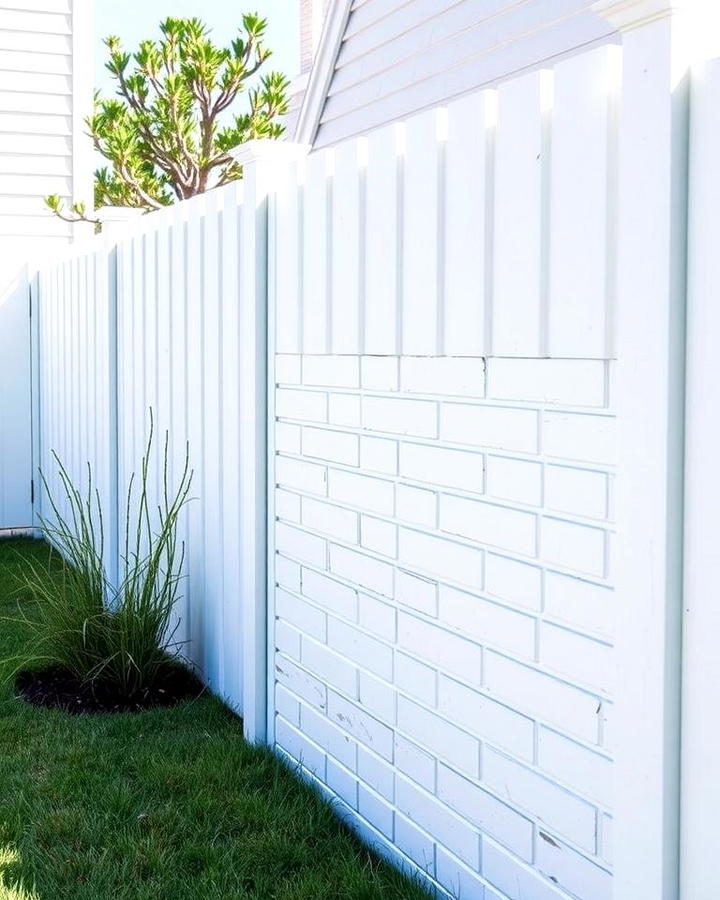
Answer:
0 0 92 262
314 0 617 147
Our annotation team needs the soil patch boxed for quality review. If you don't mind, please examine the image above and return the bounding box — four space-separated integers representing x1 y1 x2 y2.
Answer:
16 662 205 714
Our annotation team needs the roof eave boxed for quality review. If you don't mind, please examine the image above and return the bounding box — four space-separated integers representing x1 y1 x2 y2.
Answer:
294 0 353 147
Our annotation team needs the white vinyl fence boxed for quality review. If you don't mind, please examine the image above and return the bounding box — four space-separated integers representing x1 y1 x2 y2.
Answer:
268 44 618 900
33 179 268 711
15 15 720 900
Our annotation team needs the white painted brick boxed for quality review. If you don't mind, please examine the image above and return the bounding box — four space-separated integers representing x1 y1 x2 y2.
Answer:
275 354 302 384
363 396 438 438
275 554 301 592
275 620 301 660
358 670 396 723
301 703 357 769
276 587 327 641
545 464 608 520
328 617 394 681
486 455 542 506
301 638 358 697
275 488 301 523
436 846 486 900
395 735 436 791
329 469 395 515
395 776 480 869
360 436 398 475
442 403 539 453
359 785 394 838
483 747 597 851
401 356 486 397
303 354 360 388
487 358 606 407
275 683 301 725
398 696 479 777
398 612 482 685
536 835 612 900
542 411 617 465
484 651 600 743
544 571 613 638
275 422 301 454
485 553 542 611
276 387 328 422
437 763 533 861
326 757 358 808
301 497 358 543
482 837 568 900
302 427 359 466
400 442 484 492
276 717 326 779
361 356 399 391
358 745 395 799
542 517 606 577
396 484 437 528
274 654 327 711
540 623 613 693
600 814 613 865
440 495 537 557
538 727 612 807
438 675 534 762
329 544 394 598
276 522 327 567
395 652 437 707
396 569 438 617
276 456 327 496
360 515 397 558
328 691 394 760
399 528 483 589
301 568 358 620
439 584 536 659
358 592 396 641
329 392 361 426
396 814 435 876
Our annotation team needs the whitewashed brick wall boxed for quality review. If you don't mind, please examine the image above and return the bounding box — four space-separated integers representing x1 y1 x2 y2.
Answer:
270 354 615 899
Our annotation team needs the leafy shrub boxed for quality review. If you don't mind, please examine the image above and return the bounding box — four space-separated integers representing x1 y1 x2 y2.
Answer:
10 417 193 701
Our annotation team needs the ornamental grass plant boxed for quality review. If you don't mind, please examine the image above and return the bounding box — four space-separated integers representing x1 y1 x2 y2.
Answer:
7 415 193 704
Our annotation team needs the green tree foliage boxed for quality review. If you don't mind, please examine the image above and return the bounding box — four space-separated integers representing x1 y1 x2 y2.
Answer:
47 14 289 223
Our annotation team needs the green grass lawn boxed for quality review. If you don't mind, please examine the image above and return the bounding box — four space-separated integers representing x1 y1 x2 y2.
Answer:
0 538 431 900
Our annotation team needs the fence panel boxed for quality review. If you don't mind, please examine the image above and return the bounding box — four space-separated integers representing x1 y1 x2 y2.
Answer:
36 245 116 578
115 183 246 710
268 43 622 900
0 265 32 530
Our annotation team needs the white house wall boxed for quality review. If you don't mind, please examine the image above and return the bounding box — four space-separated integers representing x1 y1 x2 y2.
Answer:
0 0 92 258
0 0 93 531
314 0 617 147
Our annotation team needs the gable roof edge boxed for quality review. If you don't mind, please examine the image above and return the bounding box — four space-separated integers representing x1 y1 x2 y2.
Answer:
294 0 353 146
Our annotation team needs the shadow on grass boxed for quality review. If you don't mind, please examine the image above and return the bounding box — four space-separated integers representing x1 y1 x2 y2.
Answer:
0 844 39 900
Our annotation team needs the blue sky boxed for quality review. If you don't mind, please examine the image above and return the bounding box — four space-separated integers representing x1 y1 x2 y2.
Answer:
94 0 300 96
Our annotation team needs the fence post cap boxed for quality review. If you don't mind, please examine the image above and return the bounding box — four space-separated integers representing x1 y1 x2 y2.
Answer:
229 139 310 167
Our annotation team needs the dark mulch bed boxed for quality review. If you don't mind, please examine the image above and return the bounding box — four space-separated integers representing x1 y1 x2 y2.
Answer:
15 661 206 714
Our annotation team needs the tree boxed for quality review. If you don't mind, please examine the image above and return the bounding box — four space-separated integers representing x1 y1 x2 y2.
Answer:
47 14 289 224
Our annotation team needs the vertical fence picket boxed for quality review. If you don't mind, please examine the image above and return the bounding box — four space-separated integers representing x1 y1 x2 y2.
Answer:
402 108 441 355
331 137 363 354
548 46 616 358
444 91 489 356
364 122 400 353
492 69 545 356
303 150 330 353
